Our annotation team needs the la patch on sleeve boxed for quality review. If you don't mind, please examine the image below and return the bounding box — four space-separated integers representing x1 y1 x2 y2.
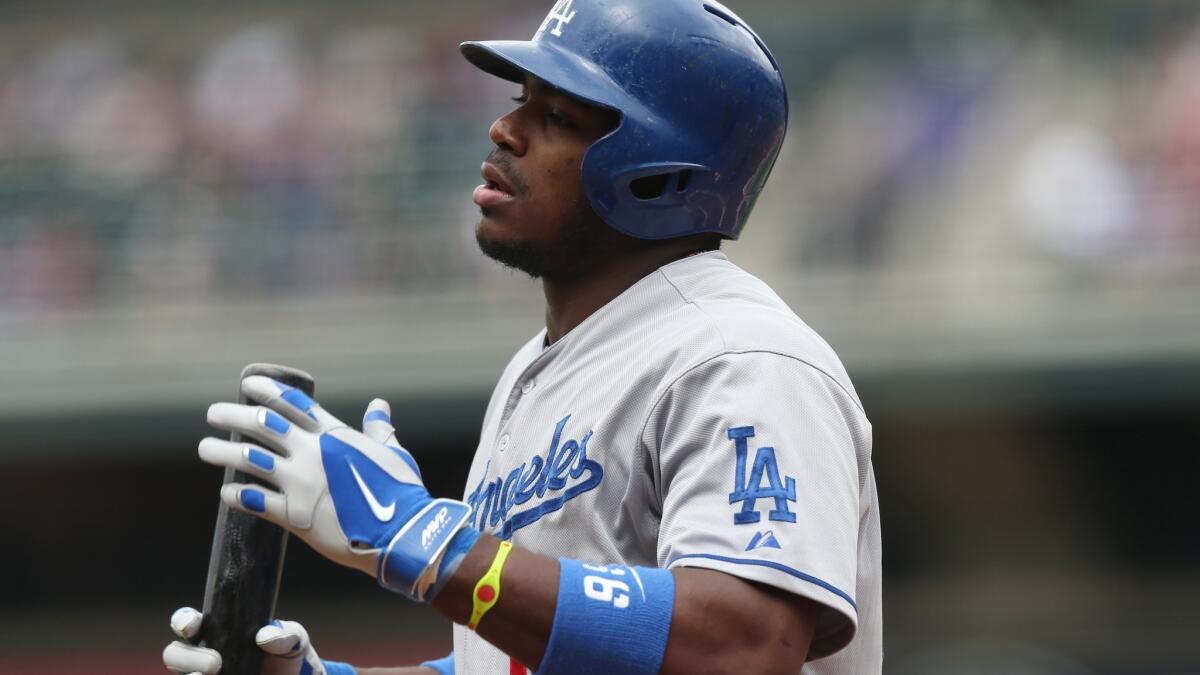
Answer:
726 426 797 525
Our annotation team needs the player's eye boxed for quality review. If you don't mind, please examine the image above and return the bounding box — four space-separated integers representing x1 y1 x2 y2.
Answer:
546 109 573 128
511 93 529 104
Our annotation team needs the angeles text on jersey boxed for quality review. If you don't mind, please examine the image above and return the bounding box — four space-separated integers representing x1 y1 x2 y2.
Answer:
466 414 603 539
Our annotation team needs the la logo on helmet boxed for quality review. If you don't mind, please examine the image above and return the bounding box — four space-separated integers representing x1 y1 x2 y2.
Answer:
537 0 577 38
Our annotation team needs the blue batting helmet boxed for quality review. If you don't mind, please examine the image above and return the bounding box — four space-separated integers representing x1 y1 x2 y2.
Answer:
461 0 788 240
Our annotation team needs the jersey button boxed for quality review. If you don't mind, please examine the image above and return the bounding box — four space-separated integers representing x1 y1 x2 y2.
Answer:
521 379 536 394
498 434 511 451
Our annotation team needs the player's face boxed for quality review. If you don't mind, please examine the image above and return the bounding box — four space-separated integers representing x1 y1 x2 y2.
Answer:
473 77 619 279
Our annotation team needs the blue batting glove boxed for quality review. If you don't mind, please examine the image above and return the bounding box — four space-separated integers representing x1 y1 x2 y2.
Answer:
199 376 474 601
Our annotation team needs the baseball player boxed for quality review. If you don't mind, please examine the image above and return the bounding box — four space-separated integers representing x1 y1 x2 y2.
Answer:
163 1 881 674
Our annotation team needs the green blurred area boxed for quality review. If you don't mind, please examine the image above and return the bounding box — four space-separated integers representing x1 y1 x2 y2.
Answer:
1 1 1199 673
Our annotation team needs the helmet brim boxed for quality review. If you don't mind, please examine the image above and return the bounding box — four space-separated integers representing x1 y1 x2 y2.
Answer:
460 40 632 116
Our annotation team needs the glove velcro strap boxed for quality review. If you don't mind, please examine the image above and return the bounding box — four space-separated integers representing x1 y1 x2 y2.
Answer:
378 498 472 600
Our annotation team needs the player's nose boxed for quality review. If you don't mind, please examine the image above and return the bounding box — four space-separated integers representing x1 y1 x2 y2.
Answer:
489 111 527 157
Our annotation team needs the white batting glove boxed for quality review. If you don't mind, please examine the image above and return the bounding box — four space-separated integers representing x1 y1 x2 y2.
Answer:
162 607 325 675
199 377 474 601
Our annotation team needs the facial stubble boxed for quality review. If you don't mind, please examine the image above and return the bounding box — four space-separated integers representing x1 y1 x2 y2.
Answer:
475 192 606 281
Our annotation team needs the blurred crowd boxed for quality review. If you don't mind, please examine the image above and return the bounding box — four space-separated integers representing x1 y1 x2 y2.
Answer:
0 1 1198 311
768 2 1200 285
0 7 516 309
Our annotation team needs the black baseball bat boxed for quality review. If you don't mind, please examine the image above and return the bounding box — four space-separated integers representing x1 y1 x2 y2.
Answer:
198 363 315 674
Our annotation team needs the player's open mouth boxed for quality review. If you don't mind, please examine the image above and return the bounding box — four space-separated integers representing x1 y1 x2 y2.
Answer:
474 161 517 208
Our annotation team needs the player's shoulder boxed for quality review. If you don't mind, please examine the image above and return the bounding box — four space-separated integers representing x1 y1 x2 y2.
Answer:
654 252 854 390
658 252 803 334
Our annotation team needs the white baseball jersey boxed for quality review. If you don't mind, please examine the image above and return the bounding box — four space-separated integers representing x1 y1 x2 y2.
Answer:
452 251 882 674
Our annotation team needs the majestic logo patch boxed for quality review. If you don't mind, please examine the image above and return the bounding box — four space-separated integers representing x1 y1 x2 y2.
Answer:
466 414 602 538
745 530 782 552
536 0 577 38
727 426 797 525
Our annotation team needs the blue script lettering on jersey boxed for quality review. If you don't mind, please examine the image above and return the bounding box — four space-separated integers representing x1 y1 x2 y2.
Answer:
727 426 797 524
466 414 603 539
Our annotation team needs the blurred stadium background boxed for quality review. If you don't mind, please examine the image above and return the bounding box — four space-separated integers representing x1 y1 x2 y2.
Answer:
2 0 1199 672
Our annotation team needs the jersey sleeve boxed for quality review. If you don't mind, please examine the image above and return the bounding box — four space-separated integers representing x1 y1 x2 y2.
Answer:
643 351 870 658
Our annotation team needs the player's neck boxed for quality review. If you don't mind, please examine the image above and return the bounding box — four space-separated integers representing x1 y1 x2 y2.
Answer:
540 239 714 344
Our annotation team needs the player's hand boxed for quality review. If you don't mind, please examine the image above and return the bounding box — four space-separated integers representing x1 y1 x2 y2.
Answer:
199 376 472 601
162 607 325 675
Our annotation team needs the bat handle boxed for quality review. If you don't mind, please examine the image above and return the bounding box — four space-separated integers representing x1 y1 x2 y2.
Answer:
198 363 315 675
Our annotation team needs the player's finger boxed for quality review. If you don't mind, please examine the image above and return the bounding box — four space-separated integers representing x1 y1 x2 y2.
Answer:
256 619 311 656
220 483 288 527
169 606 204 640
241 376 335 432
362 399 421 479
198 438 287 486
362 398 397 445
207 402 296 456
163 640 222 675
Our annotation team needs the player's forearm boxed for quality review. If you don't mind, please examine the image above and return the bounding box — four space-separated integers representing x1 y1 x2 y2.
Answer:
430 534 558 670
429 533 818 674
660 568 819 674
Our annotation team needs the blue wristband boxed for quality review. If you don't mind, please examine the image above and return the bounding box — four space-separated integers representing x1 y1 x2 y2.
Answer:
537 559 674 675
322 661 356 675
419 652 456 675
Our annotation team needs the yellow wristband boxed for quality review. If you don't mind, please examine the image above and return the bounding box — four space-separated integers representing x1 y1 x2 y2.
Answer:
468 540 513 630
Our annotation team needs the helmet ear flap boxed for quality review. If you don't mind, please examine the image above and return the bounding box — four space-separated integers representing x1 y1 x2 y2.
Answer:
582 161 721 240
628 169 695 201
615 164 708 207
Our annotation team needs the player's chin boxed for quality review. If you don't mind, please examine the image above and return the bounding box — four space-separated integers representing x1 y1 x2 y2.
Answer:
475 210 508 243
475 216 519 255
475 220 552 276
476 205 529 241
